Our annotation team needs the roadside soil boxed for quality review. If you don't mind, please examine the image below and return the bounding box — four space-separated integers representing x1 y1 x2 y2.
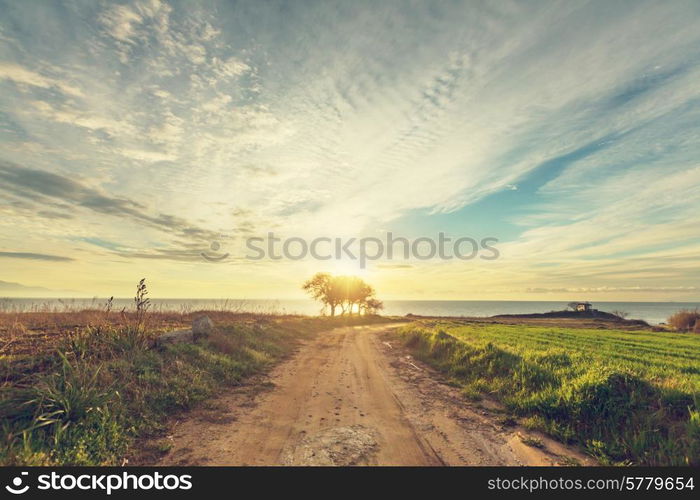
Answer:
152 324 593 466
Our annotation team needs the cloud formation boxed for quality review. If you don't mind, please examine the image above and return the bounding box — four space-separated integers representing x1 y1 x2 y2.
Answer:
0 161 220 242
0 252 73 262
0 0 699 299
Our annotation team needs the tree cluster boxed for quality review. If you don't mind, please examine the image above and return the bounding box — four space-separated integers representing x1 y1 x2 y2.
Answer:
302 273 383 316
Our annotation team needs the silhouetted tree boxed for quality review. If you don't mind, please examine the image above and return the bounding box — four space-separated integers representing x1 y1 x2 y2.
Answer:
302 273 381 317
302 273 340 316
364 298 384 315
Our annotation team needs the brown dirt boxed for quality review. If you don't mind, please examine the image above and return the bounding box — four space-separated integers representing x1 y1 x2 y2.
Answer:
153 324 593 466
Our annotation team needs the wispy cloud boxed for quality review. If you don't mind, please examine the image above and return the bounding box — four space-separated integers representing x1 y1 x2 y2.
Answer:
0 252 73 262
0 0 699 298
0 61 83 96
0 161 220 241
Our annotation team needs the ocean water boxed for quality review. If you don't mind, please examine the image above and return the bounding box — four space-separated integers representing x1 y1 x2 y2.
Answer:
0 298 697 325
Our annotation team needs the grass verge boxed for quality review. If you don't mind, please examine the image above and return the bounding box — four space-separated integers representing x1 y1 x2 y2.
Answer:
0 314 391 465
397 321 700 466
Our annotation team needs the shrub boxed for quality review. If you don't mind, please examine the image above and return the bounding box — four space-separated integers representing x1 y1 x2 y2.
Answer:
610 310 629 319
667 309 700 332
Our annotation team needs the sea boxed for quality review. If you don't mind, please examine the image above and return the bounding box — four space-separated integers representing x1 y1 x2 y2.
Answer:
1 298 697 325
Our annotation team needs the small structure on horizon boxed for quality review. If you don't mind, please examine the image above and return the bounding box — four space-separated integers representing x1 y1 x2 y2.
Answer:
568 301 592 312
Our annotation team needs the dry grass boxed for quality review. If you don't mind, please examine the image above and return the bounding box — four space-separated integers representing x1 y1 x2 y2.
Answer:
0 307 394 465
0 310 302 360
0 278 399 465
667 308 700 332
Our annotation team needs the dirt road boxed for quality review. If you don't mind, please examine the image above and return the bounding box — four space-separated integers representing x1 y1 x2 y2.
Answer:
156 324 591 466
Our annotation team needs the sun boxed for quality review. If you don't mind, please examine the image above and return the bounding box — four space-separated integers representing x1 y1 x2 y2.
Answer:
328 259 371 278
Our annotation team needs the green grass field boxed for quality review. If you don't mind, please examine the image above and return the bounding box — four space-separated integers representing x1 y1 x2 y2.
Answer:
398 321 700 466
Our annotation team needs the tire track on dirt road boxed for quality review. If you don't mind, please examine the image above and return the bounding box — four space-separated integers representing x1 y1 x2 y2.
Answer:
156 324 591 466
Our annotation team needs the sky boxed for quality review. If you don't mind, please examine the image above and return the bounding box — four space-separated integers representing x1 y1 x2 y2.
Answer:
1 0 699 301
